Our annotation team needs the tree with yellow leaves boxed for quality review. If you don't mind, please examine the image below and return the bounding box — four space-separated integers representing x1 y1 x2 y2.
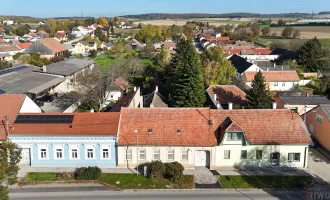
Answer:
97 17 109 27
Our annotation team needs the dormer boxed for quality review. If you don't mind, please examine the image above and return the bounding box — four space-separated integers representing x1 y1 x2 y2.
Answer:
219 117 249 146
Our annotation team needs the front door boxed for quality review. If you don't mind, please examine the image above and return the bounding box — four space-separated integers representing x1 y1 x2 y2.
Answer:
195 151 210 167
20 148 31 165
270 152 280 166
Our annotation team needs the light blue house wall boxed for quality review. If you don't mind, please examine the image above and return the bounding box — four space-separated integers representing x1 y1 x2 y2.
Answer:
9 135 117 168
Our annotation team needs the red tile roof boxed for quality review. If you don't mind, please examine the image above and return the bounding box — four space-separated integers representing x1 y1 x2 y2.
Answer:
55 32 66 38
218 36 230 41
10 112 120 136
17 42 31 49
244 71 300 82
0 94 26 140
117 108 312 146
0 38 7 43
207 85 246 105
0 45 21 53
39 38 67 53
226 49 241 55
252 48 272 55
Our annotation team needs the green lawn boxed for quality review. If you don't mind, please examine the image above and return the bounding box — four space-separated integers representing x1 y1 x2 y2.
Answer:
255 37 330 48
94 55 114 69
219 176 313 189
98 174 194 189
25 172 61 181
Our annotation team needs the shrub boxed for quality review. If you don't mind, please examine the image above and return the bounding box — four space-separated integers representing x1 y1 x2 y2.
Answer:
13 52 25 60
147 161 165 179
164 162 184 181
74 166 102 180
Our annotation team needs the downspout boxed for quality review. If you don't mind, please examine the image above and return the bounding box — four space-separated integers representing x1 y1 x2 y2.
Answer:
303 146 308 168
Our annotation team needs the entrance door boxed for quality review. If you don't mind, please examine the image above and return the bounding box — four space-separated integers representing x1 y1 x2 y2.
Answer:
195 151 210 167
270 152 280 166
20 148 31 165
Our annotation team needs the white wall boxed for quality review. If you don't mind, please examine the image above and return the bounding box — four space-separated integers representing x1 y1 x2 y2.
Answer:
117 146 216 169
242 55 279 60
106 91 122 101
245 81 299 91
215 145 308 168
245 64 262 72
20 96 42 113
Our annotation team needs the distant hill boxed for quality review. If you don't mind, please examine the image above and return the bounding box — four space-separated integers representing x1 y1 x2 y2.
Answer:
121 12 312 19
319 11 330 15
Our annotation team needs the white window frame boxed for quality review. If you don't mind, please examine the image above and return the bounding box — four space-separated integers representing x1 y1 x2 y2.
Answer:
181 150 188 162
167 150 175 161
274 82 278 87
139 149 146 160
288 153 301 162
316 114 323 123
53 144 64 160
38 144 49 160
282 82 286 87
256 150 263 160
100 144 111 160
125 149 132 161
85 145 95 160
226 132 241 141
240 150 247 159
153 149 160 160
69 144 80 160
224 150 230 159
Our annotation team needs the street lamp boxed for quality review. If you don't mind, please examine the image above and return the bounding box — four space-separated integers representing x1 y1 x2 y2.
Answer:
134 130 138 176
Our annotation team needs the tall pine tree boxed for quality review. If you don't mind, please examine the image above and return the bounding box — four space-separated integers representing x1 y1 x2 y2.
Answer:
297 37 327 72
169 39 206 107
245 71 272 109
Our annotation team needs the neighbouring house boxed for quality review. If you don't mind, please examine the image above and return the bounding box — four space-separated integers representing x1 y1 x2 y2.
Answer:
228 55 261 78
242 71 300 91
73 41 97 56
25 38 68 59
55 31 68 42
109 87 141 112
39 21 46 26
206 85 246 109
0 27 6 36
37 30 50 38
1 20 14 25
72 26 91 37
0 45 23 62
100 42 114 51
105 77 129 102
16 42 32 51
143 86 168 108
305 104 330 152
162 41 176 51
8 112 120 168
128 39 144 50
0 94 42 141
274 96 330 115
117 108 312 169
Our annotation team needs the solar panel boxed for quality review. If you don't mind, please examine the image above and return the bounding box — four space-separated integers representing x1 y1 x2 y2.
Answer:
0 66 29 76
15 115 74 124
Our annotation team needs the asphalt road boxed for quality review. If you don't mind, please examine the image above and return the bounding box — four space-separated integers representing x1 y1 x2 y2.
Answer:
9 190 312 200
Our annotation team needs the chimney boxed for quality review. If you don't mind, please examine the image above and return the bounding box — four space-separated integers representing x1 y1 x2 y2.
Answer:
282 66 283 71
273 63 276 68
90 108 94 113
267 68 269 71
214 94 217 101
228 102 233 110
272 102 277 109
155 85 158 93
216 103 221 109
42 65 47 72
140 95 143 108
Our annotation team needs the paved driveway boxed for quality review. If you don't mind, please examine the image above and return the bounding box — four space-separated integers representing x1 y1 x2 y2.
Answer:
308 148 330 184
194 167 220 188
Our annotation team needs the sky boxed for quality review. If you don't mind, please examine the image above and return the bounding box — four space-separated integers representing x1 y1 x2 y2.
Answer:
2 0 330 18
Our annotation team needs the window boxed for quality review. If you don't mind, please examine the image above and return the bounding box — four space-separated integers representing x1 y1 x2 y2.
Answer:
226 132 241 141
148 128 153 134
139 149 146 160
316 114 323 123
55 149 63 159
288 153 300 162
71 149 78 159
40 149 47 159
274 82 278 87
256 150 262 160
177 129 182 134
167 150 174 161
309 124 314 134
86 149 94 159
270 152 279 160
125 149 132 160
241 150 247 159
282 82 286 87
100 145 111 160
181 150 188 161
224 150 230 159
153 150 160 160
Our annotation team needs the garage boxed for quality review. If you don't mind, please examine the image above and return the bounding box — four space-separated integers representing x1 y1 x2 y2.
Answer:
195 150 210 167
20 148 31 165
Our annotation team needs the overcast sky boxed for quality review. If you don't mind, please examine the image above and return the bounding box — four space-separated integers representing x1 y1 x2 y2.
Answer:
2 0 329 18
